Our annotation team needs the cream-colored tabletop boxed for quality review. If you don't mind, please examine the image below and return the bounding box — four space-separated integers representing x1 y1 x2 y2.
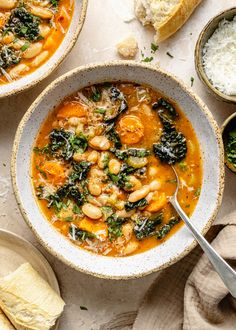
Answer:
0 1 236 329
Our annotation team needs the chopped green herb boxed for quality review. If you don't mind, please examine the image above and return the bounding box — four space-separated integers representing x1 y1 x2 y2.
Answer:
178 161 188 172
36 165 47 178
166 179 177 184
106 214 127 241
21 42 30 52
64 216 73 222
194 187 201 197
224 126 236 169
157 217 180 239
141 56 154 63
69 225 96 241
151 43 159 53
125 198 148 212
91 88 101 102
72 204 81 214
94 108 106 114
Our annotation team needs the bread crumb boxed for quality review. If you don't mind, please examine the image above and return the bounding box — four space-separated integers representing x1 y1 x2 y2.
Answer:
116 36 138 59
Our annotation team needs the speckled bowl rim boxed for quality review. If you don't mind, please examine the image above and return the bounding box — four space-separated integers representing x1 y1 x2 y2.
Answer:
195 7 236 104
11 61 225 279
221 112 236 174
0 0 88 100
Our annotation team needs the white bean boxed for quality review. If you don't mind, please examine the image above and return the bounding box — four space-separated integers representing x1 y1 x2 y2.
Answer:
29 5 53 19
148 166 159 177
31 51 49 67
88 180 102 196
98 152 109 169
0 0 16 9
82 203 102 220
68 117 80 127
128 185 150 203
123 241 139 255
125 176 142 191
87 150 99 163
108 159 121 175
2 32 14 44
39 24 51 38
122 223 133 240
149 180 161 191
9 64 29 79
22 42 43 59
89 136 110 151
73 152 86 162
12 39 25 50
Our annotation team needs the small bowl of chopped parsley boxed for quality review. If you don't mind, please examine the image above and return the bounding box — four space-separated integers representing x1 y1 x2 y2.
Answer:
222 112 236 173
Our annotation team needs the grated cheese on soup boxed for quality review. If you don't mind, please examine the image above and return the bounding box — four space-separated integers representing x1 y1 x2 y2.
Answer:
202 16 236 96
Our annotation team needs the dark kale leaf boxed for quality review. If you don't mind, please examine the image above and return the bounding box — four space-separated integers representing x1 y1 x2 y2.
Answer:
106 214 127 241
125 198 148 211
105 122 122 149
69 225 95 241
134 213 163 240
5 7 40 41
153 129 187 165
0 46 21 69
110 148 150 160
47 183 84 211
104 87 128 122
47 129 88 160
69 161 92 183
90 86 101 102
157 217 180 239
152 98 178 119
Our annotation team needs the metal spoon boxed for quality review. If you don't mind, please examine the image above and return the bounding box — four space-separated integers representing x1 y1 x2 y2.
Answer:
170 166 236 298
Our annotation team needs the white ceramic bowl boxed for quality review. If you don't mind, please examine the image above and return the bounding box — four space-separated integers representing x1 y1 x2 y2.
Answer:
12 61 224 279
0 0 88 99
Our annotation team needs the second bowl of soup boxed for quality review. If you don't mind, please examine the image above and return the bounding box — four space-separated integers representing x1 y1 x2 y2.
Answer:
12 62 224 278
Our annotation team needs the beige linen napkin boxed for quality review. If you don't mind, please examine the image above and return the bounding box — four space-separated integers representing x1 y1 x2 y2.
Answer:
132 211 236 330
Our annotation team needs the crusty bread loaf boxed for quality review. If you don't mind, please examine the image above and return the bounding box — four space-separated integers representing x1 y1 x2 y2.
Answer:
0 263 65 330
134 0 202 42
0 309 15 330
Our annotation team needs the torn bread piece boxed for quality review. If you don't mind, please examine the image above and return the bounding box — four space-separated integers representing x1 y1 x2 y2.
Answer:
116 36 139 58
0 309 15 330
0 263 65 330
134 0 202 42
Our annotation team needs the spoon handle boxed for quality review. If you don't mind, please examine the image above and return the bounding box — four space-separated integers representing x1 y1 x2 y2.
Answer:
170 197 236 298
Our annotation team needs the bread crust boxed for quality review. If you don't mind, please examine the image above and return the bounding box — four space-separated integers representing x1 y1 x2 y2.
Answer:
155 0 202 42
135 0 202 42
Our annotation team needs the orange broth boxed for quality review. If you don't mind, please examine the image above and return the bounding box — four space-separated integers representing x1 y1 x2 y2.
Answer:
32 83 202 257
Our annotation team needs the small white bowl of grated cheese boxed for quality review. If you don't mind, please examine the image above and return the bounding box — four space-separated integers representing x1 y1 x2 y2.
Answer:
195 8 236 104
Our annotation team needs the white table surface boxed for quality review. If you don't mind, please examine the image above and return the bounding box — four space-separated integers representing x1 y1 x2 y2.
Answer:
0 0 236 329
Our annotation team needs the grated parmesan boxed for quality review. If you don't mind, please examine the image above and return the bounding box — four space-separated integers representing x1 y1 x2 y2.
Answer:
202 16 236 96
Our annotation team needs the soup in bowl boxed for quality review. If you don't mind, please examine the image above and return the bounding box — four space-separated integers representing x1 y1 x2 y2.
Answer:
0 0 87 98
12 62 224 278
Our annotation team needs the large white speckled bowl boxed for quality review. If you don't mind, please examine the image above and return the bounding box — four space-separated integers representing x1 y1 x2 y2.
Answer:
11 62 224 279
0 0 88 99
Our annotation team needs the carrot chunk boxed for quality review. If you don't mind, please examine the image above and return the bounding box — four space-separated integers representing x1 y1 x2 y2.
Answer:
41 161 66 185
117 115 144 144
145 192 167 212
57 102 87 119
